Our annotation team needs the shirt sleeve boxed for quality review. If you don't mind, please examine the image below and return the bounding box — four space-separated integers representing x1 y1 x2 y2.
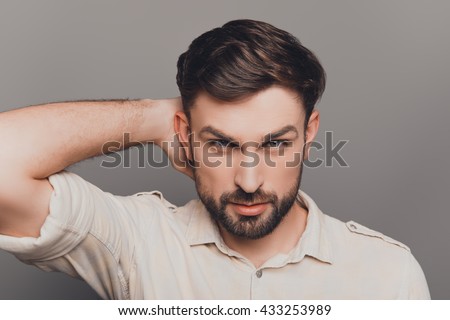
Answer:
401 252 431 299
0 170 169 299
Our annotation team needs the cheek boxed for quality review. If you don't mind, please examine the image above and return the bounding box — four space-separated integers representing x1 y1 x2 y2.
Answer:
264 166 299 190
194 159 234 197
263 150 302 187
263 141 304 166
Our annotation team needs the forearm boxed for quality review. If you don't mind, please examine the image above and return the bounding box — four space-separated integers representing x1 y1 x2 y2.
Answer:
0 98 170 180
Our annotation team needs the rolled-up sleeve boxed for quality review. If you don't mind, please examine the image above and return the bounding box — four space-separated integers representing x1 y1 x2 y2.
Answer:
0 171 97 261
0 170 167 299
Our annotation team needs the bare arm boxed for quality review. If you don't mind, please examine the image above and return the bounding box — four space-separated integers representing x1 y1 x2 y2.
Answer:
0 98 186 237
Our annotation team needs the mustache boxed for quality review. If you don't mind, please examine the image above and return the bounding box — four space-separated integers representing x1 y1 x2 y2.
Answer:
221 188 278 205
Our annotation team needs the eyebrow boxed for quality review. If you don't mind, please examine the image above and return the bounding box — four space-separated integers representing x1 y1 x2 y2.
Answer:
198 125 299 143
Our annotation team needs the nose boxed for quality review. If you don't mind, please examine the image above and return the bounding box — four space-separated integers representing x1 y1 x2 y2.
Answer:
234 160 264 194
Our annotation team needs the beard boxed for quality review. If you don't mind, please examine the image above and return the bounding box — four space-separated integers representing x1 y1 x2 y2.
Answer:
193 162 304 240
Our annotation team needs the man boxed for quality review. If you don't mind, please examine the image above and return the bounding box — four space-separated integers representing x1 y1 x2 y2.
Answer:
0 19 430 299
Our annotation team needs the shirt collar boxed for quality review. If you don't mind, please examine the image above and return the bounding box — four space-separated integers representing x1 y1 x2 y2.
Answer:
290 190 334 264
185 199 221 247
185 189 334 265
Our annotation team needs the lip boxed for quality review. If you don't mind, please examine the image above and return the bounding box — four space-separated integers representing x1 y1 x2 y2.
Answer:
229 202 270 216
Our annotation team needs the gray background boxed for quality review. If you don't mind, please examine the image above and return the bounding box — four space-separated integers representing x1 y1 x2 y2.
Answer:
0 0 448 299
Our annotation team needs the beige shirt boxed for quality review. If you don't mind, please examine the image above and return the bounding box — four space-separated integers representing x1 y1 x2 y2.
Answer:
0 171 430 299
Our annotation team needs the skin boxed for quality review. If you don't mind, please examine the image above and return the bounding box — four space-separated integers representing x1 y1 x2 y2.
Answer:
0 86 319 269
175 86 320 267
0 98 182 237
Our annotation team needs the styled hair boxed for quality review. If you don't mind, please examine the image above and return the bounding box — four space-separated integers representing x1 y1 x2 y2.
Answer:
176 19 326 129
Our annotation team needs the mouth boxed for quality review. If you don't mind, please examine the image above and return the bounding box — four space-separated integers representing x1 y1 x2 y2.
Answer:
229 201 270 216
230 201 266 206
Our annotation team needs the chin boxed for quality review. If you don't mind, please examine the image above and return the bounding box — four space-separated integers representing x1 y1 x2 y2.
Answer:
222 208 281 239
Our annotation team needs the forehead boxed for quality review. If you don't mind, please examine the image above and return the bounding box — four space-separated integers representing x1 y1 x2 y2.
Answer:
189 86 305 140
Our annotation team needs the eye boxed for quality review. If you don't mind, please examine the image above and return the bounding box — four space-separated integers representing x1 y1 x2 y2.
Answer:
208 139 230 148
263 140 290 149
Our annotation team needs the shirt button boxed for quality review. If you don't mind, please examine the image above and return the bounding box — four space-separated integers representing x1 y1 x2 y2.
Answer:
256 270 263 278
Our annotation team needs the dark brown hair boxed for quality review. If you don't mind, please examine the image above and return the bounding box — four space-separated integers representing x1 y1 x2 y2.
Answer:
176 19 326 129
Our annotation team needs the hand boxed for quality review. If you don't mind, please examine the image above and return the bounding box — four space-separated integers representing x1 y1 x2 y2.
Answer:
155 97 194 180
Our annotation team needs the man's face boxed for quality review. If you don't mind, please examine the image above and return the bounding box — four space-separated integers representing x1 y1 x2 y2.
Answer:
185 86 310 240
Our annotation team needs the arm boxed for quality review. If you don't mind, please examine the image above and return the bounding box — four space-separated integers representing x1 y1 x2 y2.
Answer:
0 98 189 238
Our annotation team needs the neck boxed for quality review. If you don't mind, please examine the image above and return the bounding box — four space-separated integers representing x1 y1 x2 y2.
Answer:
219 200 308 268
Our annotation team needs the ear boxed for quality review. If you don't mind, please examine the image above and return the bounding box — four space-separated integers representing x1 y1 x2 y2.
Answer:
303 109 320 160
174 111 193 161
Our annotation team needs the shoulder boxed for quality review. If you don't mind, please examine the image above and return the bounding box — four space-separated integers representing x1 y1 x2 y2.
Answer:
131 190 178 211
321 214 412 262
129 190 198 232
319 214 430 298
343 220 410 252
